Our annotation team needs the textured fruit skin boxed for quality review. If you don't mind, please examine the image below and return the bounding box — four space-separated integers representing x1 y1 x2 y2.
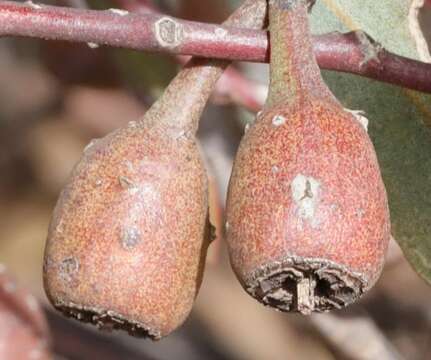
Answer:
43 123 210 339
226 98 390 313
43 0 267 339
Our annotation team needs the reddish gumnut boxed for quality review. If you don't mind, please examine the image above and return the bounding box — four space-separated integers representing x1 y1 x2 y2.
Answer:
226 0 390 314
0 266 52 359
43 0 267 340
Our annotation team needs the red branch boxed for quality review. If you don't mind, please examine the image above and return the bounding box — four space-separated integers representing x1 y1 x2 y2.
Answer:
0 1 430 93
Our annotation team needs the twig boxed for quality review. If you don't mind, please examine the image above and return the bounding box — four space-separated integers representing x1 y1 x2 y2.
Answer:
0 1 430 93
115 0 268 112
315 30 431 93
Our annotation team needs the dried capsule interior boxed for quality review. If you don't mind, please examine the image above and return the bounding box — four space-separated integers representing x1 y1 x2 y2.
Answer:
245 258 365 314
53 301 161 338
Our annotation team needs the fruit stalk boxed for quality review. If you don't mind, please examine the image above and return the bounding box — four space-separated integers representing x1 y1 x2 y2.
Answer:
144 0 267 134
266 0 334 107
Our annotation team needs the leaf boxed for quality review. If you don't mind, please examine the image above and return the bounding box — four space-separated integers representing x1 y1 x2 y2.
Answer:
310 0 429 60
309 2 431 283
321 71 431 283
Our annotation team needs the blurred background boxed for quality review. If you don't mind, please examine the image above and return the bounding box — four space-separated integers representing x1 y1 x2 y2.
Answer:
1 0 431 359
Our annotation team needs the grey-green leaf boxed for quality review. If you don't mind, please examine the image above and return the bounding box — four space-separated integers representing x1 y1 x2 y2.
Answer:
310 0 429 60
323 70 431 284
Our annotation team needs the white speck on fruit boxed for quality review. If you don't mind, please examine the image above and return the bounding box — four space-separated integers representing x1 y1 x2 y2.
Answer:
272 165 280 174
345 109 369 132
356 208 365 218
124 160 135 172
272 115 286 127
176 130 186 139
56 219 64 233
118 176 136 190
84 138 99 152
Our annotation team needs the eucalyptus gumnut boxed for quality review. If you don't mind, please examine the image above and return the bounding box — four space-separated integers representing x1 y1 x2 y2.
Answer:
226 0 390 314
43 0 267 340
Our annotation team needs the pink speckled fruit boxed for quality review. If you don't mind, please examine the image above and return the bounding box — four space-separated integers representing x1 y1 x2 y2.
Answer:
225 0 390 314
43 0 267 339
43 121 211 339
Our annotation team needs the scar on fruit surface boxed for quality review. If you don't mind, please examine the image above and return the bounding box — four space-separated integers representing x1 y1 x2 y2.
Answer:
121 227 141 250
59 257 79 283
291 174 320 228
